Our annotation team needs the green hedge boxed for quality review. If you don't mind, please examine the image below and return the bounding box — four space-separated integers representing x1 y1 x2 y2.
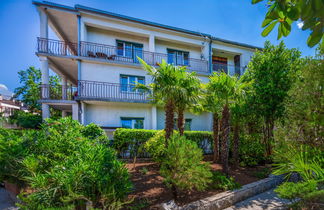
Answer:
112 128 212 158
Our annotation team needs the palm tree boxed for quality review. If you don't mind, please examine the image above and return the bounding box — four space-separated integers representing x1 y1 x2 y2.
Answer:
137 58 188 142
209 72 248 175
175 72 201 135
201 82 223 163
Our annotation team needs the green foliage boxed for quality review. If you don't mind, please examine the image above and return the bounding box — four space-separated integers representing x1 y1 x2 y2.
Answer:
82 123 109 144
275 180 318 200
238 134 266 166
253 0 324 49
0 128 30 184
14 67 61 113
113 128 157 157
273 143 324 181
160 135 212 192
144 130 166 162
113 128 212 158
0 118 131 209
209 171 241 191
275 56 324 147
245 41 301 122
9 110 42 129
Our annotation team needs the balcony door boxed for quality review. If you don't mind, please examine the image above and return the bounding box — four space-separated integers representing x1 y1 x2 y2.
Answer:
116 40 143 63
212 56 228 73
120 75 145 92
167 49 189 66
234 55 241 75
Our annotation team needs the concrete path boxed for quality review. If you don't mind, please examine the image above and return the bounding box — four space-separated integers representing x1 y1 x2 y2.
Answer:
0 188 18 210
224 188 293 210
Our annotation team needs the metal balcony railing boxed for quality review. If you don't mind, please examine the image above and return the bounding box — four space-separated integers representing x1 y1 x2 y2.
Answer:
77 80 149 103
40 84 77 100
37 38 209 73
37 38 78 56
212 62 245 75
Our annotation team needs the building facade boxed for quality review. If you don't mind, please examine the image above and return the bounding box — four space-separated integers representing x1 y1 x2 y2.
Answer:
33 1 260 134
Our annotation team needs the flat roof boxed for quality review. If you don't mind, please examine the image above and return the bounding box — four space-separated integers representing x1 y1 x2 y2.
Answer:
33 1 263 50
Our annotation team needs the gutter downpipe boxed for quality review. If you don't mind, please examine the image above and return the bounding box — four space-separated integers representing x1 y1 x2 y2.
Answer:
77 14 82 123
208 35 213 74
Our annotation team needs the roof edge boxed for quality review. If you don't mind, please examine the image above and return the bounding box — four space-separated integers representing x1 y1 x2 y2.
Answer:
74 4 211 38
32 1 77 13
33 1 263 50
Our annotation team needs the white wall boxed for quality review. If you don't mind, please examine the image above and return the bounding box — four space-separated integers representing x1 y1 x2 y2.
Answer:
87 26 150 51
155 39 202 60
81 61 152 83
84 102 153 129
156 107 212 131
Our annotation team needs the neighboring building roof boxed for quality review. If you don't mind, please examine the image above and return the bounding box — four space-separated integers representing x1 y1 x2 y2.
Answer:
32 1 263 50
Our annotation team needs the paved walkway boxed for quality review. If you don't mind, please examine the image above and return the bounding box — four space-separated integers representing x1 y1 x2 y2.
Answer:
0 188 18 210
224 188 293 210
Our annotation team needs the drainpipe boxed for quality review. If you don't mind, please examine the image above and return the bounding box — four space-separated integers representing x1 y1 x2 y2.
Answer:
208 36 213 74
77 14 82 123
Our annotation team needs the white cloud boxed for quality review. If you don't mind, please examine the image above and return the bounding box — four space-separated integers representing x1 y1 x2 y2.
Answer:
297 21 304 29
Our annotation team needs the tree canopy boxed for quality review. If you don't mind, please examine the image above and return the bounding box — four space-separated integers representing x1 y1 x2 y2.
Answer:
252 0 324 50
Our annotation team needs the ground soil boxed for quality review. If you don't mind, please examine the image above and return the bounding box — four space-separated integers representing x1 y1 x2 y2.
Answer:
123 158 271 209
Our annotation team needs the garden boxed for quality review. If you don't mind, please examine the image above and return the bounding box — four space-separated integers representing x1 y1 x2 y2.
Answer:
0 41 323 210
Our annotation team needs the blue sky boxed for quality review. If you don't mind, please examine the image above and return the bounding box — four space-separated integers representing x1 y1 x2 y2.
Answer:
0 0 316 92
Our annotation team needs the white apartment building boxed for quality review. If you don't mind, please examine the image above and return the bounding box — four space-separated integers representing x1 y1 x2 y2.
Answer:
33 1 261 134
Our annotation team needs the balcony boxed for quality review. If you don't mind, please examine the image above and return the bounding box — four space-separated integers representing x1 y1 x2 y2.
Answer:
40 84 77 100
212 62 245 75
37 38 209 74
40 81 149 103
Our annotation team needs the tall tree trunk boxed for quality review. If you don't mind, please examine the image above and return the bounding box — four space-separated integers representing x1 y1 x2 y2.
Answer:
177 107 185 136
165 99 175 145
212 113 219 163
264 119 274 157
233 123 239 168
221 104 230 176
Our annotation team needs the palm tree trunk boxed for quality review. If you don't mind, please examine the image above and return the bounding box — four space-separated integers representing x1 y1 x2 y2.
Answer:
165 99 175 143
212 113 219 163
221 104 230 176
177 107 185 136
233 123 239 168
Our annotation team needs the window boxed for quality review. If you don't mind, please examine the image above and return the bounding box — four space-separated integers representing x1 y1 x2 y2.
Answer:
212 56 228 73
120 75 145 92
121 118 144 129
167 49 189 66
174 118 192 131
116 40 143 62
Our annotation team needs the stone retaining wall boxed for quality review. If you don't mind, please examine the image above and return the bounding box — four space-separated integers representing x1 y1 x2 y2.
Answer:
160 175 284 210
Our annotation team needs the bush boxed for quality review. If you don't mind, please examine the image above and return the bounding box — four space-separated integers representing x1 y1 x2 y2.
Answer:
9 110 42 129
0 118 131 209
238 134 266 166
160 134 212 198
82 123 109 144
144 130 166 162
275 180 318 200
209 171 240 191
113 128 213 158
0 128 30 184
113 128 157 157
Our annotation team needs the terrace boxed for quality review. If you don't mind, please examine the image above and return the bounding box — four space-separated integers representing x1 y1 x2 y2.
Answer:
37 38 209 74
40 81 149 103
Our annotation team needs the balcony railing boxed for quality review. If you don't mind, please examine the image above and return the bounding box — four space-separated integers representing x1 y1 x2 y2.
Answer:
77 80 149 103
212 62 245 75
37 38 209 73
40 84 77 100
37 38 78 56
